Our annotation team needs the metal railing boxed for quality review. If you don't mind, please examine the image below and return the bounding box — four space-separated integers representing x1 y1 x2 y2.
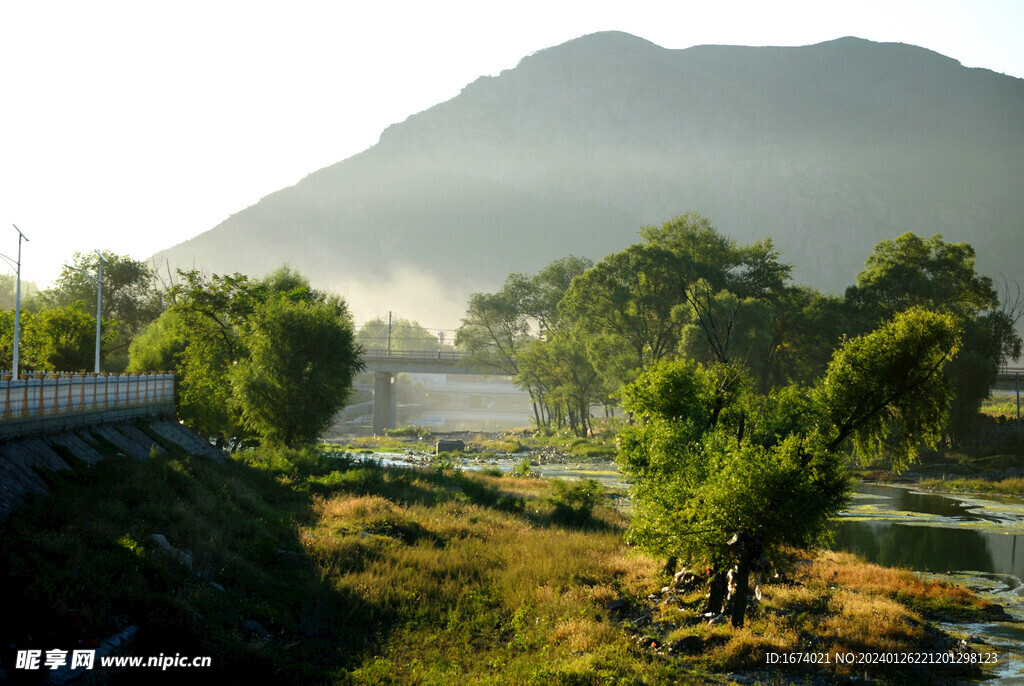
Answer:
0 373 174 421
362 349 467 361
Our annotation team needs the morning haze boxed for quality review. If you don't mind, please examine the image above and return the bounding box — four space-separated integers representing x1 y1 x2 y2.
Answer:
151 31 1024 327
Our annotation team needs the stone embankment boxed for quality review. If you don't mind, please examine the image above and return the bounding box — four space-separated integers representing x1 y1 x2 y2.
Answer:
0 419 225 518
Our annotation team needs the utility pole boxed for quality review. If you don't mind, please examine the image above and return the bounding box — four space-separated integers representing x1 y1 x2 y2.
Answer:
94 250 107 373
64 250 108 373
387 310 392 356
10 225 28 379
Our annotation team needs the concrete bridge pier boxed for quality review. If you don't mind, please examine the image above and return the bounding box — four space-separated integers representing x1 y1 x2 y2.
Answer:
372 371 397 434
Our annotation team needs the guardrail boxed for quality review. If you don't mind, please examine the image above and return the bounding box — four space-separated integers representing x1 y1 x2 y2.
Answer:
362 349 466 361
0 373 174 421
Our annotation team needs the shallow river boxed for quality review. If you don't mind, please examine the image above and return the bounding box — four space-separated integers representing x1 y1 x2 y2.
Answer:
834 483 1024 683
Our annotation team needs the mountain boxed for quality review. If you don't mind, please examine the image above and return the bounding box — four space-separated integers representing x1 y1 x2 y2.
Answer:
153 32 1024 325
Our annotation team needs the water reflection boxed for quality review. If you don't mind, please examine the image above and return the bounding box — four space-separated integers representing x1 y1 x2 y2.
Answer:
834 485 1024 577
832 520 999 574
854 483 1004 522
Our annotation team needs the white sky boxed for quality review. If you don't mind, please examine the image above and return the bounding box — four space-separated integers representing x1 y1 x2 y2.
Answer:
1 0 1022 290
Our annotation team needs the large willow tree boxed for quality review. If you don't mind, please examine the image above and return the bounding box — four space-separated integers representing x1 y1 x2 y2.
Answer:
618 308 961 627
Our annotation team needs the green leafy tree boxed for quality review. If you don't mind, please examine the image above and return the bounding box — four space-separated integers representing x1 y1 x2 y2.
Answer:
457 257 593 428
41 252 164 368
675 280 773 372
128 266 361 447
845 233 997 317
516 333 604 436
146 271 253 443
0 273 39 311
758 286 848 389
126 310 187 373
639 211 736 280
231 297 362 446
520 256 594 335
456 279 532 377
0 309 16 369
640 212 791 301
561 214 793 394
356 317 442 352
618 308 961 628
817 308 963 469
640 212 798 387
559 243 689 389
22 304 114 372
845 233 1021 441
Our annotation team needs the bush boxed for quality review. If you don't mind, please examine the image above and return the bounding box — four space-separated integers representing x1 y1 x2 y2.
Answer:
512 458 533 477
549 478 604 526
432 453 458 470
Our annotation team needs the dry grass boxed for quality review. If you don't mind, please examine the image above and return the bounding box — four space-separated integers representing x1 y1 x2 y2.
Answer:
633 548 990 682
810 549 993 618
0 443 992 685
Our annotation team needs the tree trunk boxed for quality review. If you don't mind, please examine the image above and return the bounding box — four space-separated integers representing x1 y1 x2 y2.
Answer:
728 532 762 628
730 550 753 628
580 400 591 437
704 569 728 615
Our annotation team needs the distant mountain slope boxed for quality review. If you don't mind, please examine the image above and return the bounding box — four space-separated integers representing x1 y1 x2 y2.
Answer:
153 32 1024 324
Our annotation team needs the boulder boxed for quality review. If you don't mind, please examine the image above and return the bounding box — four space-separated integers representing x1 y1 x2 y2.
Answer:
436 439 465 454
147 533 194 571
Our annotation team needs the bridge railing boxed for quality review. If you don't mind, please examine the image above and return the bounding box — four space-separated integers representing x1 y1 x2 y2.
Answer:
362 349 467 361
0 373 174 421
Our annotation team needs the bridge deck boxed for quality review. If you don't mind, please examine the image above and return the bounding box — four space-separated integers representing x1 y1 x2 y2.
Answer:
361 349 509 375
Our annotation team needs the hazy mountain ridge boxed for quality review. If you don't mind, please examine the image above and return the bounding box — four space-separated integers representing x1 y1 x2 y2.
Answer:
154 32 1024 325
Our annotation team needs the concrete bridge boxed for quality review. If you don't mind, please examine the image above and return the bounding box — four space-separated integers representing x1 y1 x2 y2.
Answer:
361 349 511 433
995 366 1024 391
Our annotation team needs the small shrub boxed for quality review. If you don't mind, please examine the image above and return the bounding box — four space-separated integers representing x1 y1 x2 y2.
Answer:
512 458 533 477
432 453 458 470
549 479 603 526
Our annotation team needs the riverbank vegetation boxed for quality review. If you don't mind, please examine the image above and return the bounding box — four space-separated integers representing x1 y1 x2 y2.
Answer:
126 267 362 448
351 423 621 461
441 214 1024 664
457 216 1021 449
0 439 997 684
862 440 1024 495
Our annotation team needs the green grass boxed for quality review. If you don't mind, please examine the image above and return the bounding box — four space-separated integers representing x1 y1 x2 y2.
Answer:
919 476 1024 496
0 437 995 684
383 425 433 440
980 394 1022 418
493 427 620 460
343 435 433 453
